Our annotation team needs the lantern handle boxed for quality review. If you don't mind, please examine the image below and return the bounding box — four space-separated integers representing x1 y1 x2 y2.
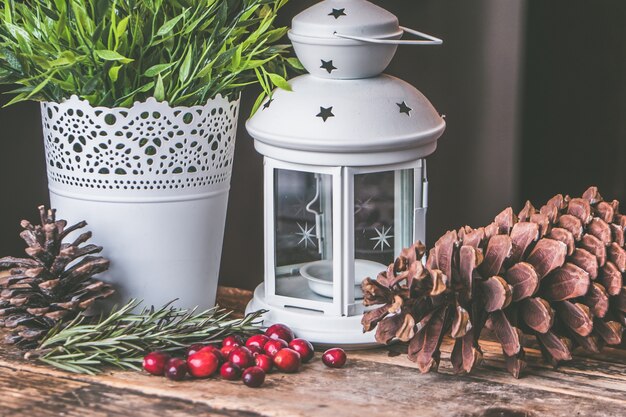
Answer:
334 26 443 46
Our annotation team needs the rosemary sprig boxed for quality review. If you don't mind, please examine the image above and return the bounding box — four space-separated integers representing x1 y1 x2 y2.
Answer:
28 299 265 374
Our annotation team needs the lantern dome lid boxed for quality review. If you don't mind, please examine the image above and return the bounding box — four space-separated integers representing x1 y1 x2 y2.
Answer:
287 0 442 80
290 0 401 42
246 74 446 166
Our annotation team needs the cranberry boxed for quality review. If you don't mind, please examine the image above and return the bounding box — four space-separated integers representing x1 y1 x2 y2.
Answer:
247 345 264 356
228 346 255 369
273 348 301 373
264 338 288 357
143 351 170 376
187 351 220 378
242 366 266 388
322 348 347 368
165 358 188 381
246 334 270 349
199 345 224 363
221 345 236 358
254 353 274 373
289 338 315 363
187 344 205 357
220 362 242 381
265 324 295 343
254 354 274 374
222 334 244 348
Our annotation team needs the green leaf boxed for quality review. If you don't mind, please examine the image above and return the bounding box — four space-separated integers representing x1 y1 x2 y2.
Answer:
95 50 133 64
230 44 243 72
267 73 291 91
144 63 174 78
49 51 77 68
287 58 304 71
1 48 23 72
25 72 54 100
108 65 122 82
154 74 165 101
179 47 193 83
4 92 30 107
83 77 100 95
156 12 186 37
250 91 266 116
116 16 131 38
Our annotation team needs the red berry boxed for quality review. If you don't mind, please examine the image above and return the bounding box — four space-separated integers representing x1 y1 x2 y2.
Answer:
187 344 205 357
221 345 236 357
246 334 270 349
247 345 264 356
254 354 274 373
220 362 242 381
165 358 188 381
265 324 295 343
222 335 244 348
264 338 288 357
143 351 170 376
228 346 255 369
273 348 301 373
242 366 266 388
187 351 220 378
289 338 315 363
322 348 347 368
199 345 224 363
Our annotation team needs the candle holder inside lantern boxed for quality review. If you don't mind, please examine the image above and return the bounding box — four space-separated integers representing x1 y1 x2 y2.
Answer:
246 0 445 347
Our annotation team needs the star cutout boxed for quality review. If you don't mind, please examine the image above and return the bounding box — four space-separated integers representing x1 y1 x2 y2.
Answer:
370 225 394 251
320 60 337 74
328 8 346 19
397 102 412 116
262 98 274 110
290 195 308 216
296 222 317 249
316 106 334 122
355 197 374 214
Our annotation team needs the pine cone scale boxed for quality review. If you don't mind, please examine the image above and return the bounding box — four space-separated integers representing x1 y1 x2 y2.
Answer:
521 297 554 333
504 262 538 301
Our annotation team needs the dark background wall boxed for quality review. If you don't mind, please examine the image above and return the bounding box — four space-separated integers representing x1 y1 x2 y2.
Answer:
520 0 626 204
1 1 625 291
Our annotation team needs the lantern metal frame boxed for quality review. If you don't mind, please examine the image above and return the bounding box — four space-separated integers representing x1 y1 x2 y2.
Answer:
249 156 428 347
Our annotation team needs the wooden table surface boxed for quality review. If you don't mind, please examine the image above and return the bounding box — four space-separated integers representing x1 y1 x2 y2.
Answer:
2 287 626 417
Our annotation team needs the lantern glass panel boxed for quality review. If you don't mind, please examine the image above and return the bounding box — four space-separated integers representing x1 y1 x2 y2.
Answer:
354 169 415 270
273 168 334 303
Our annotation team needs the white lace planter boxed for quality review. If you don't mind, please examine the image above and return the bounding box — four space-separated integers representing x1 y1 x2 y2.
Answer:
41 95 240 309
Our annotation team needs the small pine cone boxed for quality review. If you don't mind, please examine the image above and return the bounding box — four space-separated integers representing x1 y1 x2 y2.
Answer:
0 206 114 347
362 186 626 378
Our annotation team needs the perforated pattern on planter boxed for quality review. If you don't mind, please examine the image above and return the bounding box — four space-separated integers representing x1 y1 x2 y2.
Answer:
42 95 239 198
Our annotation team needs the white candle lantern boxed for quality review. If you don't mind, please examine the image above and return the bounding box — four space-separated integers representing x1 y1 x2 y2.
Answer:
245 0 446 347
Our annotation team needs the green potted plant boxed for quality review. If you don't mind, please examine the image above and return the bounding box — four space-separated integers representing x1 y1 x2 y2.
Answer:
0 0 298 309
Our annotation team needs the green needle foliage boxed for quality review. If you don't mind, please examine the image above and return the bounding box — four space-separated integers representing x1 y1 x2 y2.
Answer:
0 0 300 111
28 299 265 374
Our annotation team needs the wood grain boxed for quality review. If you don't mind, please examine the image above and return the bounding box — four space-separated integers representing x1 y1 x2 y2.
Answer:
1 287 626 417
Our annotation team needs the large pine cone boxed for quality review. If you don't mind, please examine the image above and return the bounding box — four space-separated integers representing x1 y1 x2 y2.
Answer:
0 206 114 346
362 187 626 378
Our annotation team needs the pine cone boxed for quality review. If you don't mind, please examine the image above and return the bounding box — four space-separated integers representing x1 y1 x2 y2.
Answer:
0 206 114 346
362 187 626 378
